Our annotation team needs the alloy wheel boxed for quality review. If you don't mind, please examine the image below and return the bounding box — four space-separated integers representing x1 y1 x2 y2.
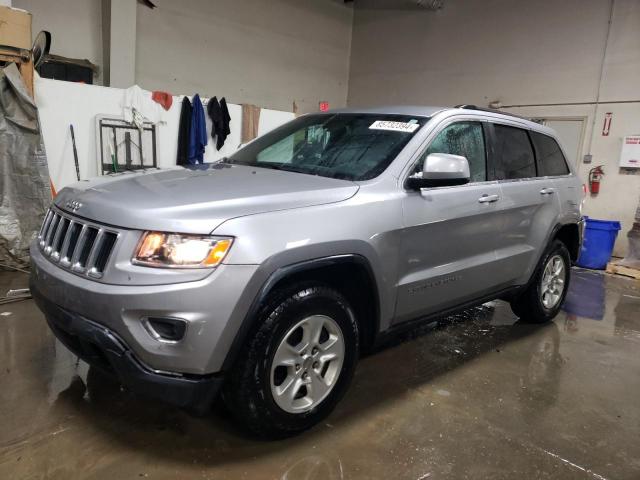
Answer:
540 254 566 309
270 315 345 413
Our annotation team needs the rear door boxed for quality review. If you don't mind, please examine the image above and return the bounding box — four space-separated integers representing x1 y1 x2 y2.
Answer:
488 123 561 285
395 120 505 323
530 130 582 229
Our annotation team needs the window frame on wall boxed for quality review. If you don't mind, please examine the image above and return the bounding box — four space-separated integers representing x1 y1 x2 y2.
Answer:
409 120 491 185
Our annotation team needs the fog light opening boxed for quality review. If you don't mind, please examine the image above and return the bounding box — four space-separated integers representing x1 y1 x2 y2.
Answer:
143 317 187 343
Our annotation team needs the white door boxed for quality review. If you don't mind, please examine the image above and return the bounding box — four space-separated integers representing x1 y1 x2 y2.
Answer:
544 119 584 166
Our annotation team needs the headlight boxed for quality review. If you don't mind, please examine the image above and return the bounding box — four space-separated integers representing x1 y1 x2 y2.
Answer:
133 232 233 268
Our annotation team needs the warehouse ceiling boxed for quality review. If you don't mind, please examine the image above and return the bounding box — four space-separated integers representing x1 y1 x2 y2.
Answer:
342 0 444 10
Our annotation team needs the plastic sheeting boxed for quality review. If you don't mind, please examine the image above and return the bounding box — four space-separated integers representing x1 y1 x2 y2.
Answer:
0 64 51 269
620 203 640 269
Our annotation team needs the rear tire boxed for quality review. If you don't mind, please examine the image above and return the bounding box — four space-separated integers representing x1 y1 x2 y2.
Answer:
510 240 571 323
223 283 359 438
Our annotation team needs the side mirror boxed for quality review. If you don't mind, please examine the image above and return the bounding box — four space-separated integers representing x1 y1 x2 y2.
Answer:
406 153 471 189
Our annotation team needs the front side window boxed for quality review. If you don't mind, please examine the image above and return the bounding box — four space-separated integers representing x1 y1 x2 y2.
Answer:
229 114 429 181
493 124 536 180
530 131 570 176
414 121 487 182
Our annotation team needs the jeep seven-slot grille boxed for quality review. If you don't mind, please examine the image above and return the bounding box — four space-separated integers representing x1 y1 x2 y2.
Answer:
38 209 119 279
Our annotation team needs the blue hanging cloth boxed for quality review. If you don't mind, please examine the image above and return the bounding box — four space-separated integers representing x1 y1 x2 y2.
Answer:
188 94 207 164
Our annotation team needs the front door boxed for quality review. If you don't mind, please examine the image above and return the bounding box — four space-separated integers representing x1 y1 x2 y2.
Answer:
395 121 505 323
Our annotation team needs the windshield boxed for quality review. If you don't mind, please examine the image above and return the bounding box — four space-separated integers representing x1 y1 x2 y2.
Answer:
227 113 429 181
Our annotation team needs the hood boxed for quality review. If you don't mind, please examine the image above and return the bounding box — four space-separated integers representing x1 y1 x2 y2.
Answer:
54 164 359 233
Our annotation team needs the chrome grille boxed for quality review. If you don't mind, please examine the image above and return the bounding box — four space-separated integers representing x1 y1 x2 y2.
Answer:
38 208 119 279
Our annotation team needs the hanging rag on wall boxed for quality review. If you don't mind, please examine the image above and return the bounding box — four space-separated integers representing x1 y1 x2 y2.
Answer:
217 97 231 150
188 94 207 164
207 96 222 142
122 85 166 130
206 96 231 150
151 90 173 111
241 104 261 143
176 96 192 165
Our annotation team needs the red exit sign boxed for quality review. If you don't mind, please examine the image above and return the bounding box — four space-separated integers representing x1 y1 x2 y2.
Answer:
319 101 329 112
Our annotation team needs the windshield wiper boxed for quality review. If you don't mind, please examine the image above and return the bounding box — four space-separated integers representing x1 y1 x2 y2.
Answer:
266 163 309 173
237 161 304 173
230 160 329 178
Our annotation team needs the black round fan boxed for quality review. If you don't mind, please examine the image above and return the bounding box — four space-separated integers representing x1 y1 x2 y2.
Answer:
32 31 51 69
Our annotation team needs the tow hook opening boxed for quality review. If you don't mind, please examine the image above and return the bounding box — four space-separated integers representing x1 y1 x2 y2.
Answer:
143 316 188 343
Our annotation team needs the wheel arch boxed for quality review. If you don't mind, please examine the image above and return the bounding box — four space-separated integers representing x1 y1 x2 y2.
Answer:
552 222 581 262
220 254 381 373
511 220 582 293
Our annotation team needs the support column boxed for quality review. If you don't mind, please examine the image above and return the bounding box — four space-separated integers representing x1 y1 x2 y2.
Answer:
107 0 136 88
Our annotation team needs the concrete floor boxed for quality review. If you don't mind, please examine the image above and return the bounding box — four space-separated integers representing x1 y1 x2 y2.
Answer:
0 268 639 480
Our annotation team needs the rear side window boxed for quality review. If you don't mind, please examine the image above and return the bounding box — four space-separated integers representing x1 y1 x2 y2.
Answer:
416 121 487 182
530 132 570 176
493 124 536 180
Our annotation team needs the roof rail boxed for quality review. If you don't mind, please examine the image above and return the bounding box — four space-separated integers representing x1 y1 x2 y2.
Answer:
453 104 531 121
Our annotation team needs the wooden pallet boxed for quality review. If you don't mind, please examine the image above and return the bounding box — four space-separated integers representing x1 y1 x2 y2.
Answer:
606 262 640 280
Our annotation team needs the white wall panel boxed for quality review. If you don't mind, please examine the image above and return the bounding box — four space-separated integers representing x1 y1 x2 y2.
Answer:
35 77 294 191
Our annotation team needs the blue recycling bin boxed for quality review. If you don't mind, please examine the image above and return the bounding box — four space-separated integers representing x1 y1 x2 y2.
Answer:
576 217 622 270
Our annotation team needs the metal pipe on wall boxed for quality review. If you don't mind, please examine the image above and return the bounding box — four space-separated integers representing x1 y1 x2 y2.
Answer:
585 0 615 159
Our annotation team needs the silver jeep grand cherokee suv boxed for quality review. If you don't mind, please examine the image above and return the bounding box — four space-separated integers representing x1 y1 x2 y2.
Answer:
30 105 583 437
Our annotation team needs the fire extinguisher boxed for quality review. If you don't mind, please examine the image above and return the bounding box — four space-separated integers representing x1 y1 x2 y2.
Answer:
588 165 604 194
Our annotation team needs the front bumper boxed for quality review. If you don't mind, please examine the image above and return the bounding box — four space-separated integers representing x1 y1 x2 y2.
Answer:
30 242 259 374
31 285 222 413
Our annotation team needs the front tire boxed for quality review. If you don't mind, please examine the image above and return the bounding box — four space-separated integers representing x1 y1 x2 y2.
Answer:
510 240 571 323
223 283 359 438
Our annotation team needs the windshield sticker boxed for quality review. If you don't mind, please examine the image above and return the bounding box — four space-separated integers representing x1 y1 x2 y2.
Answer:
369 120 420 133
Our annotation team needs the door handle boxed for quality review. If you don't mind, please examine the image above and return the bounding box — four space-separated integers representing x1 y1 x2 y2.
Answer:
540 188 555 195
478 194 500 203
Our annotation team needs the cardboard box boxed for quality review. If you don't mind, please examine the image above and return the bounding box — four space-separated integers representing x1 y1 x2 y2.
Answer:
0 6 32 51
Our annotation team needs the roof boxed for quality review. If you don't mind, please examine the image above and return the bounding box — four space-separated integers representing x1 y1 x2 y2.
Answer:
323 105 554 135
326 105 446 117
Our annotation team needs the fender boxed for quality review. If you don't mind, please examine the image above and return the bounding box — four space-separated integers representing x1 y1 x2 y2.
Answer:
519 219 583 291
546 219 583 262
220 254 381 372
